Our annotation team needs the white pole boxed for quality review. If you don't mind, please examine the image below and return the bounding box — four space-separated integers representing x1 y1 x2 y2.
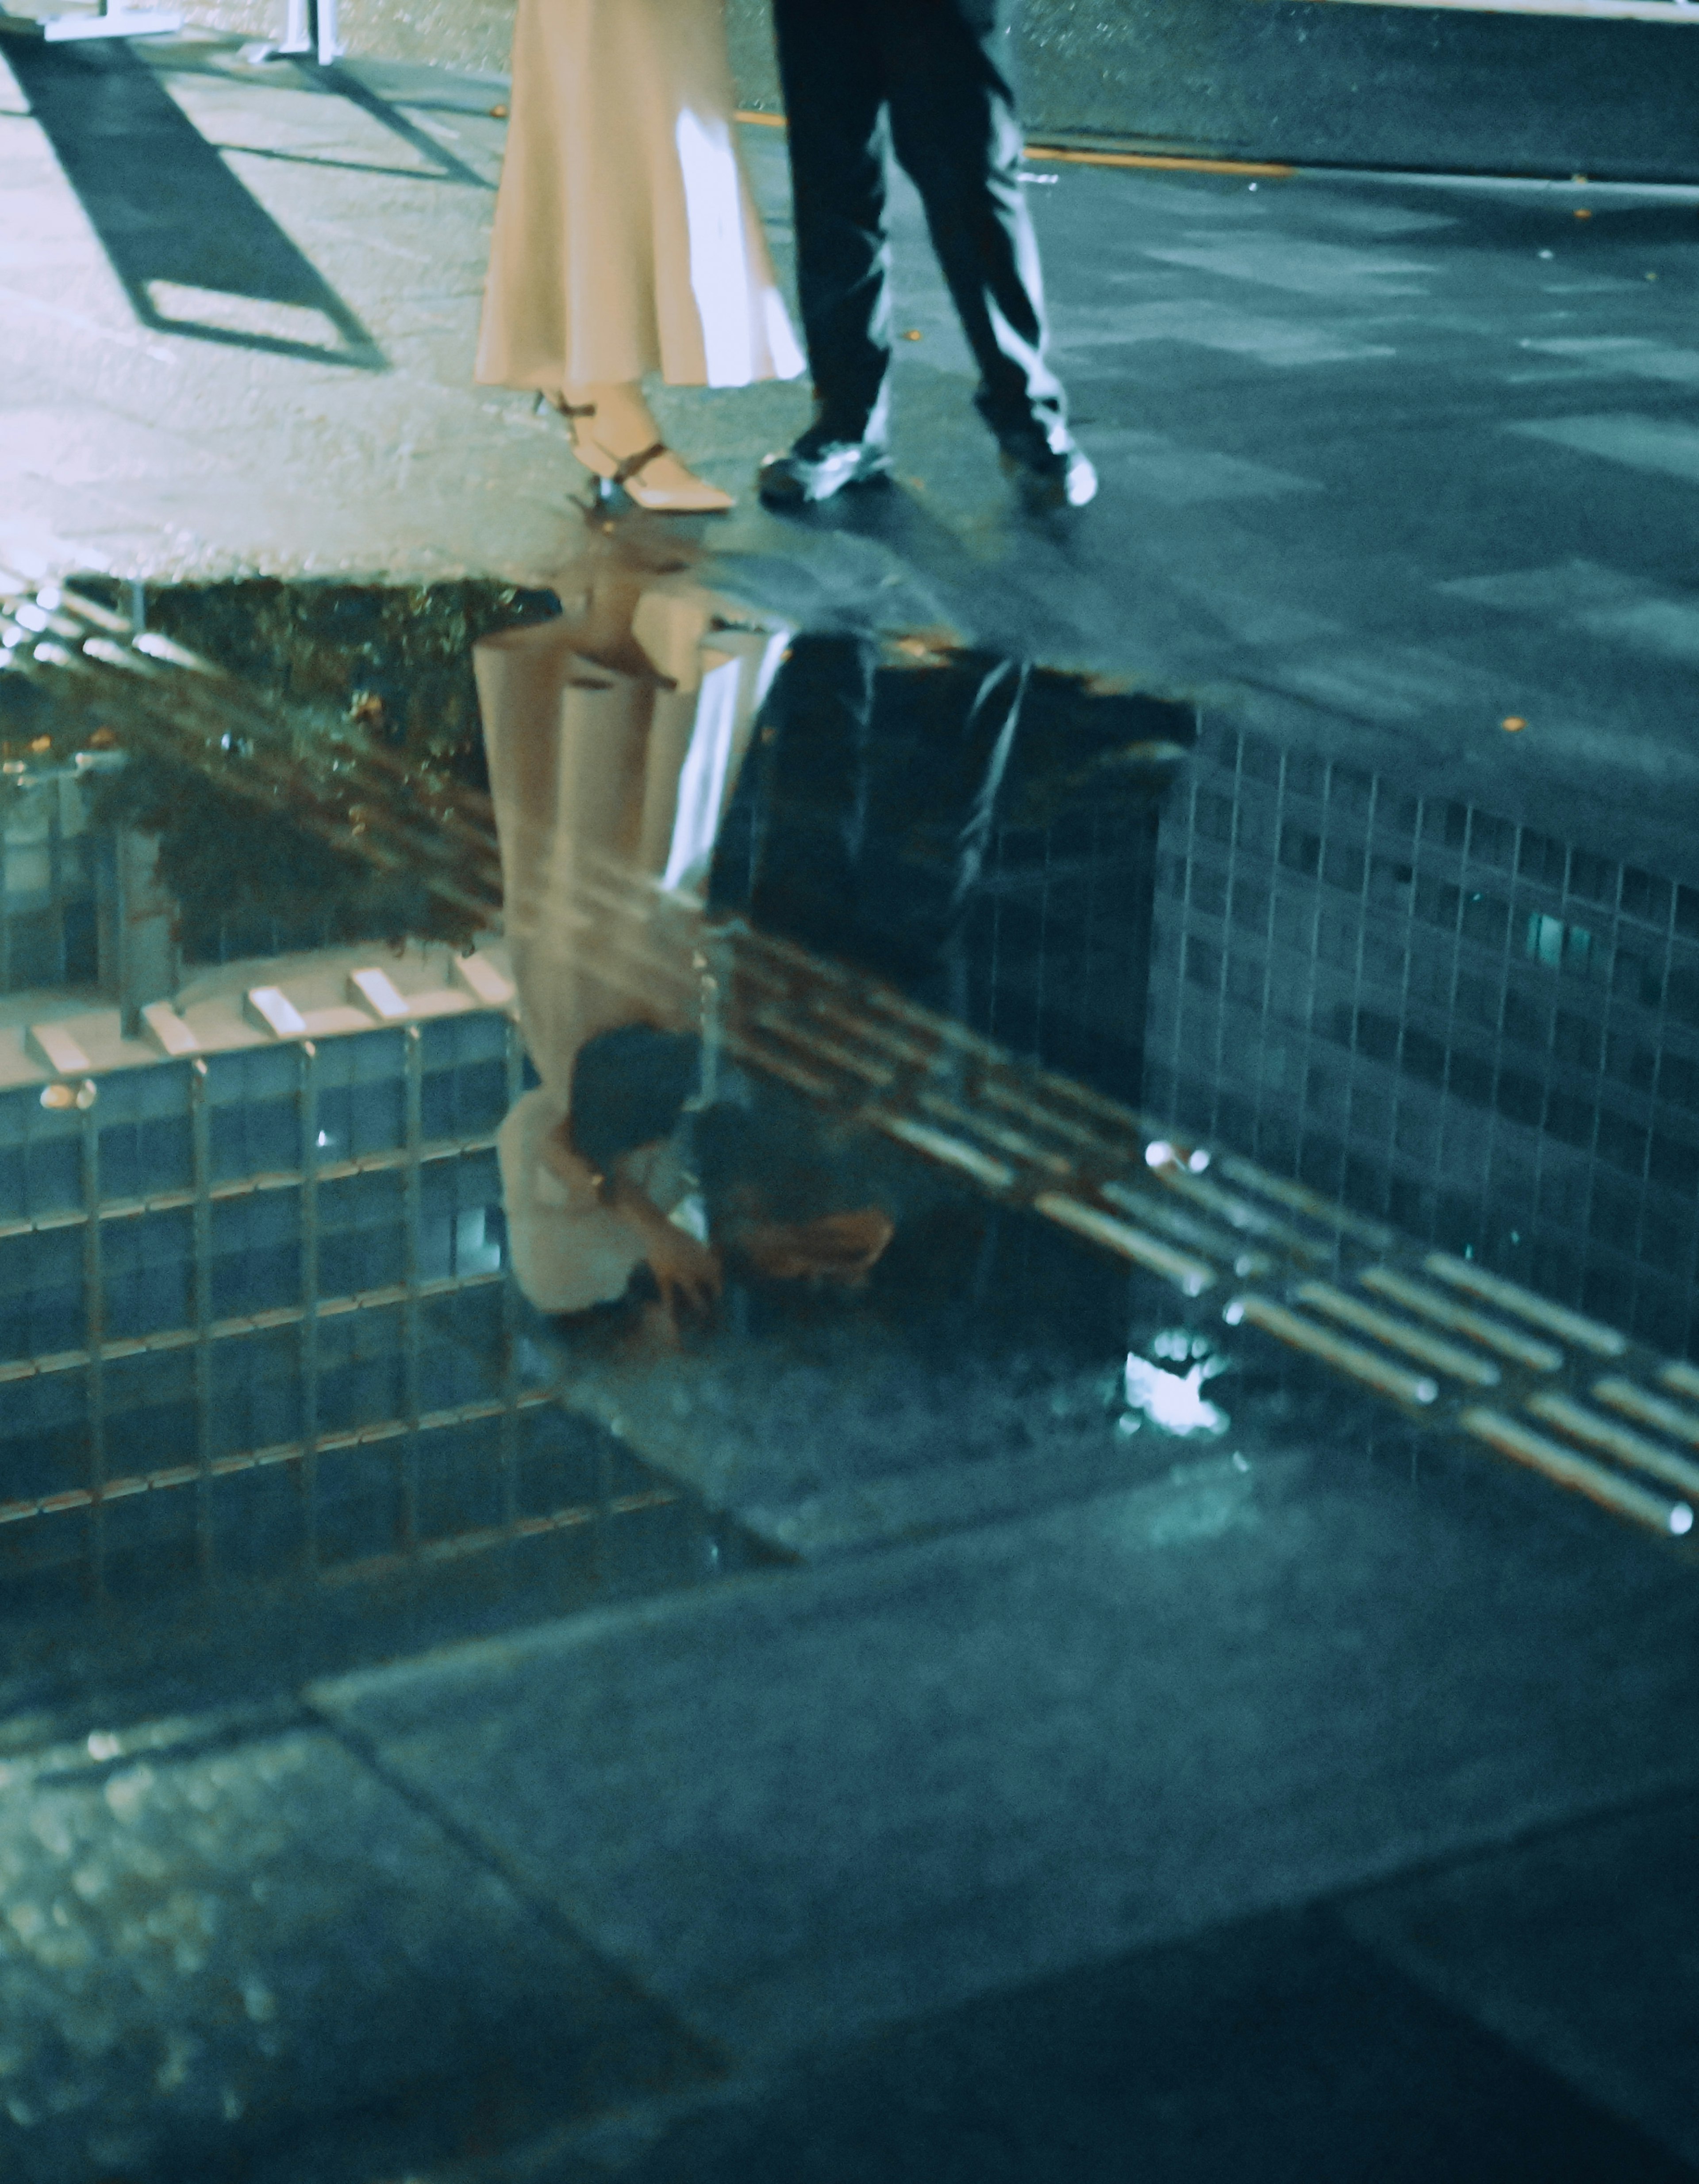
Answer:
279 0 339 60
40 0 183 39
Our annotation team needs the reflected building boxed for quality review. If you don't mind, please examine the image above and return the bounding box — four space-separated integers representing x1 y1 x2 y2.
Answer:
4 550 1698 1622
0 760 99 994
0 569 684 1607
0 954 623 1603
0 562 1188 1608
1145 721 1699 1356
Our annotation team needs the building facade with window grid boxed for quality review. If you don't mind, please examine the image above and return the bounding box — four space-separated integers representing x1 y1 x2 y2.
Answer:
0 1008 658 1606
0 764 98 995
1145 721 1699 1356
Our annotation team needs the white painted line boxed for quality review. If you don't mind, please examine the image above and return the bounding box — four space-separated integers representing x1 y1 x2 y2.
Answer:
1311 0 1699 23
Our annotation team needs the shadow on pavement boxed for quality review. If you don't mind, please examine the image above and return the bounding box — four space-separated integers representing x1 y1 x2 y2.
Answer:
594 1902 1695 2184
315 58 497 192
1 34 384 368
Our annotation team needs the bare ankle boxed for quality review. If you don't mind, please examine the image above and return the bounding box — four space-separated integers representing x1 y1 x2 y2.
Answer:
564 382 656 445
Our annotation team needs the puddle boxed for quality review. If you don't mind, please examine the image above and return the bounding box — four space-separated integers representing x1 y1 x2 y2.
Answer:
0 576 558 979
0 540 1694 1660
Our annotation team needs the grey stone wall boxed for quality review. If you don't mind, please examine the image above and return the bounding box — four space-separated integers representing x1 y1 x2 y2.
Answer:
727 0 781 108
177 0 1699 183
1003 0 1699 181
180 0 518 74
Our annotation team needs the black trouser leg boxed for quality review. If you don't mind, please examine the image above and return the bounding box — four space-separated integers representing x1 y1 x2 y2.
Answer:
880 0 1066 439
746 635 874 960
858 650 1028 1006
738 639 1026 1003
770 0 894 438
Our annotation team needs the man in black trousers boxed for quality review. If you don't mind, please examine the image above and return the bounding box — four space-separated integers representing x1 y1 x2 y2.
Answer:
757 0 1096 512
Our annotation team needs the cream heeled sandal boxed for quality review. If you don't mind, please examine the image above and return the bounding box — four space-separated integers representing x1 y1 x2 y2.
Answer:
553 387 734 515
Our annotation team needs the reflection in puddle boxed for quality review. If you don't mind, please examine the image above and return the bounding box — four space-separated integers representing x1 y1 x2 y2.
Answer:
1122 1341 1231 1439
477 563 1188 1344
1148 725 1699 1350
0 545 1696 1637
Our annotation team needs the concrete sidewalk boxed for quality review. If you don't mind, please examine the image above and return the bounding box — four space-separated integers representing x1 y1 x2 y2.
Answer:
310 1451 1699 2075
5 35 1699 872
4 1418 1697 2181
0 39 605 582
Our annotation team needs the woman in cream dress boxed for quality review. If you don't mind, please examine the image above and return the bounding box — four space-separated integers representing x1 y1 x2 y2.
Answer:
476 0 805 513
477 561 781 1313
477 558 895 1318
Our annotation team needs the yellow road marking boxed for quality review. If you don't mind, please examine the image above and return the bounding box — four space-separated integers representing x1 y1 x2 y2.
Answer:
733 112 1294 177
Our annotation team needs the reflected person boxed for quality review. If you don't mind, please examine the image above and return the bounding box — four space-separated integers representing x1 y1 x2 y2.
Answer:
477 573 890 1323
696 633 1032 1268
715 632 1028 1006
477 574 768 1317
700 632 1181 1257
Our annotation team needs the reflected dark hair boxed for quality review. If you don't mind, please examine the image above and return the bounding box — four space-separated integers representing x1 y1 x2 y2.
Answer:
568 1023 701 1176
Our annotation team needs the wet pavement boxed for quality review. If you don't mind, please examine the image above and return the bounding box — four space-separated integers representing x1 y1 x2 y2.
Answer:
1 542 1696 2182
2 31 1699 2184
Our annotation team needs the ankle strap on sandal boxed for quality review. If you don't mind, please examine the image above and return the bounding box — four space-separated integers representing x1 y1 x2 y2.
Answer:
612 441 667 487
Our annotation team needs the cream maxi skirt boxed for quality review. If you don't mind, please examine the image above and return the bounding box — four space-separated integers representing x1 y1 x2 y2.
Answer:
476 574 788 1312
475 0 805 393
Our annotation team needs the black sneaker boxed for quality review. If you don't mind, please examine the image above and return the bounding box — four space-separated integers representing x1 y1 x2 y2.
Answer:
994 419 1098 510
757 422 895 509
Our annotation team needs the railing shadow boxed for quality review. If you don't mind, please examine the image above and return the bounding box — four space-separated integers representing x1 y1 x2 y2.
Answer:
2 34 386 369
315 60 496 193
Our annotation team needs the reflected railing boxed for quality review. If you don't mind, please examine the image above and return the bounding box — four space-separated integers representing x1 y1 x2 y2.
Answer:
1 559 1696 1587
1149 725 1699 1356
